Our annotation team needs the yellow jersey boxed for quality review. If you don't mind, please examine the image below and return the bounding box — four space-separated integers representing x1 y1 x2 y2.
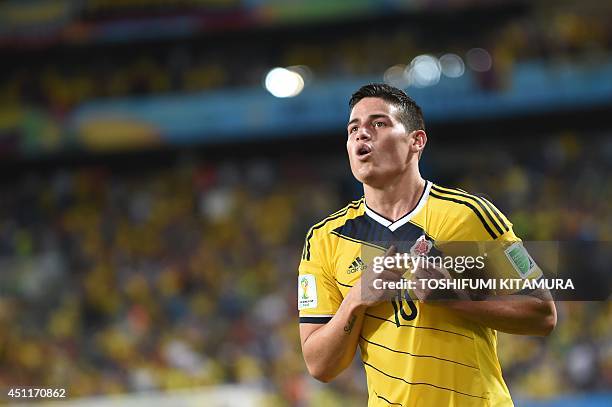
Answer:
298 181 543 406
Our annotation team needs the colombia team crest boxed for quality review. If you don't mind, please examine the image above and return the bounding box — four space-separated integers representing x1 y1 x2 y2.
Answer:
410 235 433 257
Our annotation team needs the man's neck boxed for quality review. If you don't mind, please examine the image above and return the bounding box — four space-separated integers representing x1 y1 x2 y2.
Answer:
363 171 426 222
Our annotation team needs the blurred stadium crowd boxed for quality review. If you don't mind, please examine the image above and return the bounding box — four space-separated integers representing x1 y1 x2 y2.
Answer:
0 0 611 405
2 2 611 113
0 132 609 404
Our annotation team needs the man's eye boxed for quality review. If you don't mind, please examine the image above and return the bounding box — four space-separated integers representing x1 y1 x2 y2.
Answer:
373 121 385 128
349 127 358 133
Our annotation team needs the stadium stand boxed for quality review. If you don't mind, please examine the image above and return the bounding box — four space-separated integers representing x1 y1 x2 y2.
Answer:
0 1 610 405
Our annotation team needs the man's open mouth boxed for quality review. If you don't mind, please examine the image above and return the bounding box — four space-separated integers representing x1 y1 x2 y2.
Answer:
357 144 372 157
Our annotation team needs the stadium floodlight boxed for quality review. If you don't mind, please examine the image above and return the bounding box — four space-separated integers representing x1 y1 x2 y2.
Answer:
264 67 305 98
439 53 465 78
287 65 313 84
405 55 441 88
383 64 410 89
466 48 492 72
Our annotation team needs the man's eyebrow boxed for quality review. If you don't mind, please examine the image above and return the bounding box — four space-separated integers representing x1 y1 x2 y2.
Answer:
347 114 390 127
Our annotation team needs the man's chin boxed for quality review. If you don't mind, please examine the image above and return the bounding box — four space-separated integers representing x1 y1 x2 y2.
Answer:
354 169 383 187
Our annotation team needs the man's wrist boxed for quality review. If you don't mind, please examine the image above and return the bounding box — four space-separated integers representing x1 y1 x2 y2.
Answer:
346 287 368 314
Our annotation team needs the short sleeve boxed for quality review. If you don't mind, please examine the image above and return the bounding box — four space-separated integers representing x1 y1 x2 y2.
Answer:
298 228 343 323
449 196 544 295
482 229 544 294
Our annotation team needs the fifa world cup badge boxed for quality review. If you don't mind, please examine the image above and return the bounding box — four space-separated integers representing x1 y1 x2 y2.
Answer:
301 277 309 299
298 274 317 309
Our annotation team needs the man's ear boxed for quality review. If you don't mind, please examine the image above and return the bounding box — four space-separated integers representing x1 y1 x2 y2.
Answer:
411 130 427 157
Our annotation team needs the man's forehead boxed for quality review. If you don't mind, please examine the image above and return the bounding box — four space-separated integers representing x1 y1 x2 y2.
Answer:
349 97 400 121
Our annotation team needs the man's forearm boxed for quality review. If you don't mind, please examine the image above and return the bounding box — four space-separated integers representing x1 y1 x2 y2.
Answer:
301 290 366 382
444 294 557 336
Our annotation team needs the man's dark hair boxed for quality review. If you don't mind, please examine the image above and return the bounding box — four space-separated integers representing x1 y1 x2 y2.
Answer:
349 83 425 132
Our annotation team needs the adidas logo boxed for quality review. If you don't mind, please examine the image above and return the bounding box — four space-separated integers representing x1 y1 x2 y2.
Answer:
348 257 367 274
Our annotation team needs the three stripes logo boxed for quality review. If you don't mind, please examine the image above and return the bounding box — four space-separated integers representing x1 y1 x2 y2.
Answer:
348 257 367 274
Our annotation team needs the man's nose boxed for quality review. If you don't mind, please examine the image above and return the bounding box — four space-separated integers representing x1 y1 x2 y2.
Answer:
356 128 371 141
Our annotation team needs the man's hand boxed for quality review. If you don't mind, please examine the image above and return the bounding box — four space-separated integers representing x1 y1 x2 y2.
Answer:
410 261 556 335
348 245 404 308
411 260 470 302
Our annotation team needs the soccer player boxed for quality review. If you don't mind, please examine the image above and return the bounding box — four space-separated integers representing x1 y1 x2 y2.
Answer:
298 84 556 406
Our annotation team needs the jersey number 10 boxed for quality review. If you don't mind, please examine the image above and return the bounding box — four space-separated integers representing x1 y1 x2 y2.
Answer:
391 289 418 325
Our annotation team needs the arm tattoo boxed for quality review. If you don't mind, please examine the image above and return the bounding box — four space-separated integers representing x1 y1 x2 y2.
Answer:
344 315 357 334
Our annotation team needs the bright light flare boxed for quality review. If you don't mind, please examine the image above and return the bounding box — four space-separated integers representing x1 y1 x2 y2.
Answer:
466 48 492 72
406 55 441 88
264 67 305 98
383 64 410 89
439 53 465 78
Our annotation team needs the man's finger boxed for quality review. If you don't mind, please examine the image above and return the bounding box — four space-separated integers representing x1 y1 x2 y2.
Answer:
413 265 432 279
383 245 409 275
426 258 455 277
377 269 403 282
384 244 397 257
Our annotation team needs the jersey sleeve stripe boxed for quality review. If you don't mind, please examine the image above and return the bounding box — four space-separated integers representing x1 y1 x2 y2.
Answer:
429 191 498 239
302 198 364 260
359 336 479 369
299 316 332 324
325 197 364 219
363 361 488 400
479 196 510 232
323 197 365 223
436 185 510 232
431 185 505 236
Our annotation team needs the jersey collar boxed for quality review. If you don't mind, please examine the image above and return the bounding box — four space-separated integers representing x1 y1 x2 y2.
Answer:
364 180 431 232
